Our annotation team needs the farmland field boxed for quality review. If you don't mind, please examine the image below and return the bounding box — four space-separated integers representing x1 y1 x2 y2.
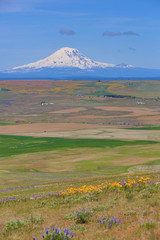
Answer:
1 80 160 127
0 80 160 240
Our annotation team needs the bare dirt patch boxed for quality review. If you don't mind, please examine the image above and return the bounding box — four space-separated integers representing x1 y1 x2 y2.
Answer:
94 106 160 118
50 107 87 114
7 179 22 183
0 122 102 135
1 124 160 141
137 115 160 124
129 165 160 173
112 157 157 166
75 115 107 119
0 80 53 87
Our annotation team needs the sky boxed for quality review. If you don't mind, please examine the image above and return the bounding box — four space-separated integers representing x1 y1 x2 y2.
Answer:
0 0 160 70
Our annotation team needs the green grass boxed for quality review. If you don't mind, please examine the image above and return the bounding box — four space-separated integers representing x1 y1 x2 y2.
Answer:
0 122 14 125
76 159 129 174
125 125 160 130
143 159 160 166
0 135 158 158
89 90 111 96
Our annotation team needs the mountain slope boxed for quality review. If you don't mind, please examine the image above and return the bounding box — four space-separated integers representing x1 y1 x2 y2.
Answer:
13 47 116 70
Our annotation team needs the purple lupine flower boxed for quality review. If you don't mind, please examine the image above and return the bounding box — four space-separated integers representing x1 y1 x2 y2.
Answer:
99 219 102 225
121 180 125 185
46 229 49 235
42 233 45 238
33 237 36 240
109 223 112 229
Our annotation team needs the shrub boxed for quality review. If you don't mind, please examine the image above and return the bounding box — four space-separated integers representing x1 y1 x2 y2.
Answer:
139 189 151 199
76 209 94 224
124 210 136 216
4 219 26 233
92 204 106 212
63 213 75 220
33 227 74 240
140 220 156 229
30 216 44 224
125 190 134 199
99 216 121 229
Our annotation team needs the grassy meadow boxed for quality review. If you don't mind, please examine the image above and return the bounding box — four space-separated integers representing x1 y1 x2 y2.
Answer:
0 80 160 240
0 135 160 240
0 172 160 240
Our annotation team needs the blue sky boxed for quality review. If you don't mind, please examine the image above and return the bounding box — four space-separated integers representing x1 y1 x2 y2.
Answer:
0 0 160 70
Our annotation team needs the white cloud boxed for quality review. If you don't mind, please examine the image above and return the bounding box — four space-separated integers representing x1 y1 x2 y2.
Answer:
0 0 53 13
0 0 87 16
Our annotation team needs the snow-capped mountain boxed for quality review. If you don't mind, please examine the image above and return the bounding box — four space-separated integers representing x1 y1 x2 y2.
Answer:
1 47 160 79
13 47 129 70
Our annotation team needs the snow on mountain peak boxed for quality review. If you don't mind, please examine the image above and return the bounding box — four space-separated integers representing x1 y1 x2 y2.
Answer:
13 47 116 70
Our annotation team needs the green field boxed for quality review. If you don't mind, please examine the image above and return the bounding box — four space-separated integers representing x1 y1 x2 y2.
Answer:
0 135 160 188
0 135 157 158
125 125 160 130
